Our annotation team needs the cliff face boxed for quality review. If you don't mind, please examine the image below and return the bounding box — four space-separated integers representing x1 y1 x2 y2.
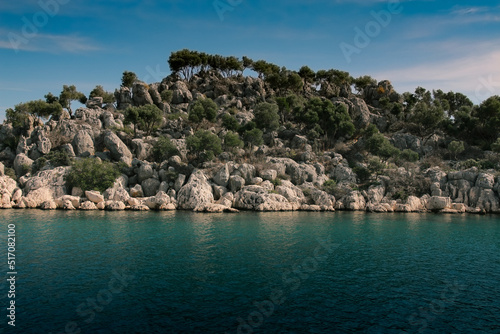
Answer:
0 74 499 213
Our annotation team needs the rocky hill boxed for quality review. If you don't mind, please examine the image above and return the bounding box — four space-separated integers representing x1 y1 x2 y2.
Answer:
1 52 500 214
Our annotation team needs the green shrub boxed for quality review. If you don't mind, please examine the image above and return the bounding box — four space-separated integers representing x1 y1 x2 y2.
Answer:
4 168 16 180
186 130 222 162
45 150 72 167
160 90 173 103
400 149 419 162
222 114 240 131
66 158 120 192
271 178 282 187
353 166 371 182
322 179 337 195
224 131 244 150
153 136 180 162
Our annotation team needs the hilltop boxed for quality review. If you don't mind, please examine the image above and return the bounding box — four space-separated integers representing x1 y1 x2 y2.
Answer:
1 49 500 213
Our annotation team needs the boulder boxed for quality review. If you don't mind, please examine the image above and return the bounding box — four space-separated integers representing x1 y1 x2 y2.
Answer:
86 97 103 109
0 175 18 197
137 163 155 183
131 139 152 161
131 204 150 211
342 191 366 211
103 131 133 165
142 178 161 197
40 200 57 210
476 189 500 212
237 164 256 183
366 185 385 203
80 201 98 210
72 130 95 157
213 164 230 187
233 185 299 211
427 196 451 211
23 167 69 203
85 190 104 204
475 173 495 189
177 170 214 210
171 81 193 104
229 175 245 192
130 184 144 198
142 191 171 210
106 201 126 211
13 153 34 176
334 165 357 184
132 82 154 106
260 169 277 181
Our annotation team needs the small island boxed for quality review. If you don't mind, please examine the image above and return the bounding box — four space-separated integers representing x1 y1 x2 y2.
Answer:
1 49 499 214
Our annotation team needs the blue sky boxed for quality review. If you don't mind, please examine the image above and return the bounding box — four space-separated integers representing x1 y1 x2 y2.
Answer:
1 0 499 121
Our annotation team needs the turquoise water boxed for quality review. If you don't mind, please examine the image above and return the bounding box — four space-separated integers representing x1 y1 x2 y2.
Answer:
1 210 499 333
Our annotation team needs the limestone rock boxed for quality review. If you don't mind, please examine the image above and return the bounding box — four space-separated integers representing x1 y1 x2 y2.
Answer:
342 191 366 211
85 190 104 204
130 184 144 198
475 173 495 189
229 175 245 192
132 82 154 106
13 153 34 176
427 196 451 211
72 130 95 157
234 185 299 211
171 81 193 104
260 169 277 181
80 201 98 210
40 200 57 210
177 170 214 210
137 163 154 183
103 131 133 165
106 201 126 211
213 164 230 187
141 178 161 197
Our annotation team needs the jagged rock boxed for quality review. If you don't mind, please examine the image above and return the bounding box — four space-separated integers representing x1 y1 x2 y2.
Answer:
103 131 133 165
23 167 69 203
260 169 277 181
476 189 499 212
475 173 495 189
391 133 422 154
132 82 154 106
131 204 150 211
85 190 104 204
142 178 161 197
61 199 76 210
171 81 193 104
237 163 256 183
234 185 299 211
80 201 98 210
141 191 171 210
72 130 95 157
32 128 52 155
61 143 76 158
213 164 230 187
130 184 144 198
131 139 152 161
106 201 126 211
407 196 425 212
86 97 103 109
115 87 133 109
137 163 154 183
427 196 451 211
212 185 228 200
174 174 186 192
366 185 385 203
177 170 214 210
334 165 357 184
102 111 120 129
291 135 308 149
40 200 57 210
217 192 234 207
0 176 17 197
229 175 245 192
13 153 34 176
11 189 22 203
267 158 318 185
193 203 239 213
342 191 366 211
431 182 442 197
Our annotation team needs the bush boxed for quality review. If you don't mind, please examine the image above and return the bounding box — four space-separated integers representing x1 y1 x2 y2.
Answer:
153 136 180 162
353 166 371 182
400 149 419 162
224 131 244 150
66 158 120 192
271 178 282 187
160 90 173 103
322 179 337 195
222 114 240 131
188 98 217 123
186 130 222 162
4 168 16 180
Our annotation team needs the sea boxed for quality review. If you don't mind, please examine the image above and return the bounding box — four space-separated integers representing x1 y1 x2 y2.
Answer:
1 210 499 333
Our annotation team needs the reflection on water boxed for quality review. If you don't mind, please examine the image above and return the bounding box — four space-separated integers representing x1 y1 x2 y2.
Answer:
0 210 499 333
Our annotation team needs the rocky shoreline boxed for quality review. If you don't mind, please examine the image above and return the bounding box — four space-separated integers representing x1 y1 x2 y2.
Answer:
1 155 498 214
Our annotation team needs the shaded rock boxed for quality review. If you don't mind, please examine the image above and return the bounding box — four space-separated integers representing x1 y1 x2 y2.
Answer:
72 130 95 157
137 163 154 183
40 200 57 210
334 164 357 184
106 201 126 211
342 191 366 211
213 164 230 187
103 131 133 165
234 185 299 211
229 175 245 192
171 81 193 104
131 204 150 211
130 184 144 198
476 173 495 189
237 163 256 183
80 201 98 210
260 169 277 181
132 82 154 106
142 178 161 197
13 153 34 176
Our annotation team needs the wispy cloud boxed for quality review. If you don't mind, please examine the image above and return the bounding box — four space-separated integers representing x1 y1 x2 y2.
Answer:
0 33 100 53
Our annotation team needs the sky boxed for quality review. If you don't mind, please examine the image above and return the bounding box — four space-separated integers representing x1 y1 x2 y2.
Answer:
1 0 499 121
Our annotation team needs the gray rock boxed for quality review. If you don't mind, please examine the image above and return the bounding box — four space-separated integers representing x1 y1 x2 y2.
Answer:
229 175 245 192
137 163 154 183
86 97 103 109
342 191 366 211
426 196 451 211
174 174 186 192
103 131 133 165
142 178 161 197
475 173 495 189
213 164 230 187
131 139 152 161
130 184 144 198
260 169 277 181
233 185 299 211
171 81 193 104
72 130 95 157
238 163 256 183
132 82 154 106
61 144 76 158
177 170 214 210
334 165 357 184
13 153 34 176
85 190 104 204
